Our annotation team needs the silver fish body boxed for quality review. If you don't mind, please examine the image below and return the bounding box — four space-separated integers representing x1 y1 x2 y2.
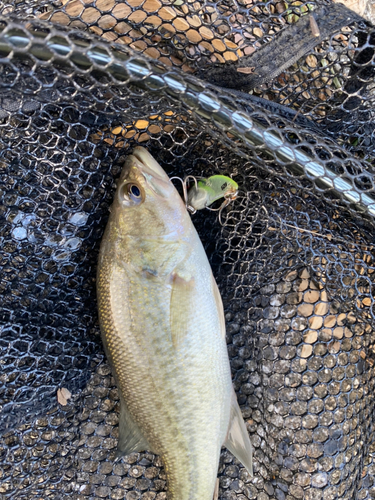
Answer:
97 147 253 500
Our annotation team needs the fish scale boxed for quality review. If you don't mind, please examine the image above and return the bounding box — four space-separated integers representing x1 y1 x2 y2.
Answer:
97 147 253 500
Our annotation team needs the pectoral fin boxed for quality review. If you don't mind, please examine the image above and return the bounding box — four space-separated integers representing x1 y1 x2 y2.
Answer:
223 389 253 476
170 271 195 348
116 391 154 458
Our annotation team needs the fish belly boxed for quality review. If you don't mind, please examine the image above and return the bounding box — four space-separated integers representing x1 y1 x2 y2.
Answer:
98 256 232 500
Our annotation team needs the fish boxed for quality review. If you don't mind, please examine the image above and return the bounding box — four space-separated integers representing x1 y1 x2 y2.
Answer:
96 147 253 500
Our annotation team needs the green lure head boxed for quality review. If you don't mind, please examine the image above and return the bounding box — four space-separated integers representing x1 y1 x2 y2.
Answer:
187 175 239 211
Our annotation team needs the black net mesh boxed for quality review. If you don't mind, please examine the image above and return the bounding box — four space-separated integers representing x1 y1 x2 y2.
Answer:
1 0 375 499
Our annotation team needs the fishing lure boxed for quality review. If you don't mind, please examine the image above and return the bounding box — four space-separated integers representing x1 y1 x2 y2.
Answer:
187 175 239 211
170 174 238 224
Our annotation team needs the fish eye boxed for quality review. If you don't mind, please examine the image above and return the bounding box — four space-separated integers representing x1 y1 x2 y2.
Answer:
129 184 141 198
119 182 144 205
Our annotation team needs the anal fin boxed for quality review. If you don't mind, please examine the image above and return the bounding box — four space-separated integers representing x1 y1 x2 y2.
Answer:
223 389 253 476
116 391 155 458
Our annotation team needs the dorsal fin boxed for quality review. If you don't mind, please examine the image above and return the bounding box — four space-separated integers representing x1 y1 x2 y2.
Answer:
211 274 226 341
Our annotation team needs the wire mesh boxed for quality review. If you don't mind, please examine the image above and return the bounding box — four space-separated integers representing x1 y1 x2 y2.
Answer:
0 0 375 499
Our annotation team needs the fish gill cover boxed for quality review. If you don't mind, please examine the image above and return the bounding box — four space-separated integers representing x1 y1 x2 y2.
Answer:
0 0 374 498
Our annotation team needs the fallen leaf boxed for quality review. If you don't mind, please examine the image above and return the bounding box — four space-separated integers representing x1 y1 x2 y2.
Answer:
57 387 72 406
237 67 255 74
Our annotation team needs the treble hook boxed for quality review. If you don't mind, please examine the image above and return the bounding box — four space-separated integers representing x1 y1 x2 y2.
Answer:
206 189 239 225
170 175 198 214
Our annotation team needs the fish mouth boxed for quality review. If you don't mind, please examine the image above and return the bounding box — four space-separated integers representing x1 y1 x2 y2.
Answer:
131 147 174 198
132 147 170 181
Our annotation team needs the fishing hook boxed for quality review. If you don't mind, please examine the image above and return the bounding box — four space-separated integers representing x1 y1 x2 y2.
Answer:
170 175 198 214
206 189 239 225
